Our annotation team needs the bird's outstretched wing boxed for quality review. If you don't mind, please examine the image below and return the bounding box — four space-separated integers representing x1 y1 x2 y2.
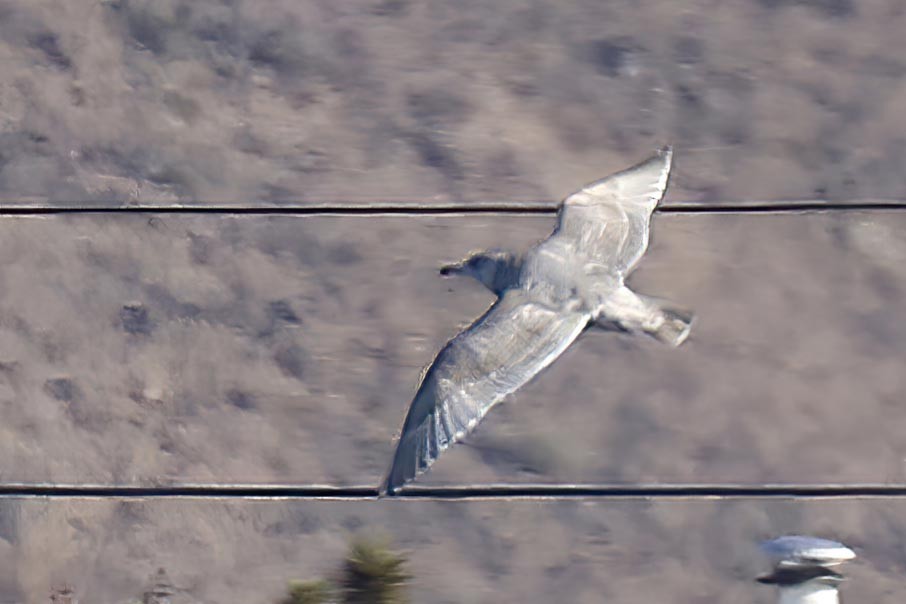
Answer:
381 290 590 495
553 146 672 274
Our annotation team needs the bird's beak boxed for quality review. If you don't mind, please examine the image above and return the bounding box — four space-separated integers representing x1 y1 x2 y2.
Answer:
439 262 463 277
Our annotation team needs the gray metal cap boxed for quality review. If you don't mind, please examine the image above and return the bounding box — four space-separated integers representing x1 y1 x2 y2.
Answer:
760 536 856 568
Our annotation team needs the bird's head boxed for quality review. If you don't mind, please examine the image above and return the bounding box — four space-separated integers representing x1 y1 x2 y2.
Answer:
440 249 517 294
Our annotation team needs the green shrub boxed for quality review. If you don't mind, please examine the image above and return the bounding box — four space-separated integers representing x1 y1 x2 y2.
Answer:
340 537 410 604
280 579 333 604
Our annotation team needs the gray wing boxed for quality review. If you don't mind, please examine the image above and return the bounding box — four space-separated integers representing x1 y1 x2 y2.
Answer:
381 290 590 494
553 146 672 274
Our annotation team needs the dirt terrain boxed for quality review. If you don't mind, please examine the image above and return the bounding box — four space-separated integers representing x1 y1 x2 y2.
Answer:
0 0 905 205
0 0 905 603
3 498 906 604
0 212 904 489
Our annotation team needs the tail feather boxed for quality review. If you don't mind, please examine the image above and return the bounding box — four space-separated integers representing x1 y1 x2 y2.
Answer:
651 307 694 346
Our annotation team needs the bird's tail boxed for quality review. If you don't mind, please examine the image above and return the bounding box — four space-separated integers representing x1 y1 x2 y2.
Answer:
650 307 694 347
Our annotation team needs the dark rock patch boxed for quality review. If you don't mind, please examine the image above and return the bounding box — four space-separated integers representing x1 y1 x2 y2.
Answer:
44 377 81 402
120 302 154 336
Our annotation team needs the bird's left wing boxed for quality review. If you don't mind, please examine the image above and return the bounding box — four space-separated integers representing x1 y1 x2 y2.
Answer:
381 290 590 494
554 146 672 274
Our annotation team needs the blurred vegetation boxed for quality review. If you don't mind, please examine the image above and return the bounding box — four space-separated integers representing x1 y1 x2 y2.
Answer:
340 537 410 604
279 580 333 604
278 536 410 604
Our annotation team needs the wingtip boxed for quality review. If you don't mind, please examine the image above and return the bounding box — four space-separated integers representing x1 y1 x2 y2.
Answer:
650 145 674 202
632 145 672 182
378 482 400 498
377 472 397 498
379 458 408 497
657 144 673 166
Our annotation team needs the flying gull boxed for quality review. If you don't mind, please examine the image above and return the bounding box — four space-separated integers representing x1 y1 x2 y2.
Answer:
757 535 856 604
380 147 693 495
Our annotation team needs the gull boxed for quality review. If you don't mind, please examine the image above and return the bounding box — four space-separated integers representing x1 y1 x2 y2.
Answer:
757 536 856 604
379 147 693 495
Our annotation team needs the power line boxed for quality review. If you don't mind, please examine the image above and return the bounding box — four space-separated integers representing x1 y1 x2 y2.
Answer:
3 483 906 500
0 200 904 215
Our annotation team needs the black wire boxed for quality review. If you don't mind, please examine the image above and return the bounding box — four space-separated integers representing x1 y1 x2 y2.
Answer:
0 200 903 215
3 484 906 500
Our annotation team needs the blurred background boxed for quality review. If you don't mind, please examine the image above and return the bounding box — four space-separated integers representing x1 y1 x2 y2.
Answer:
1 1 905 603
0 0 904 205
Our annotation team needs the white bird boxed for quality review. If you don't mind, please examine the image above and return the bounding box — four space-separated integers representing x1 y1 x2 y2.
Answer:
380 147 693 495
757 536 856 604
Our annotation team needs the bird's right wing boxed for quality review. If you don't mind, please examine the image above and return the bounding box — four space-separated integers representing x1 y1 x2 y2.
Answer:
554 146 672 274
381 290 590 494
